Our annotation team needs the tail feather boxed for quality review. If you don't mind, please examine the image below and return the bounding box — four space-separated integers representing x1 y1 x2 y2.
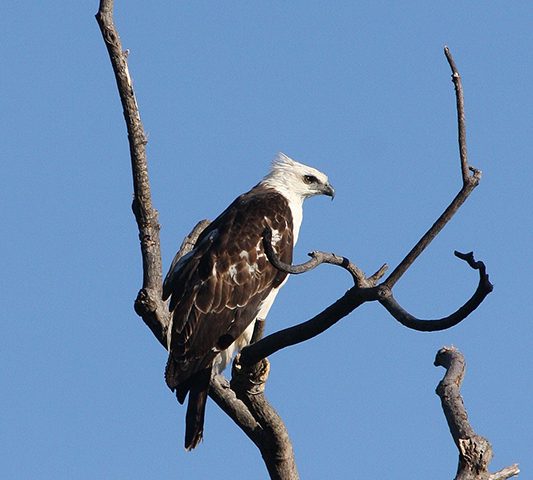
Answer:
184 368 211 450
165 355 212 450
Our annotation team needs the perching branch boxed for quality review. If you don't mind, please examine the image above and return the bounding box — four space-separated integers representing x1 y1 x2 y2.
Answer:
435 347 519 480
96 2 298 477
231 358 299 480
241 249 492 367
210 369 299 480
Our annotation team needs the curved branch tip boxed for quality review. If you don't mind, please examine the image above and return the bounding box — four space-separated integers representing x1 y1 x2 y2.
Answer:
262 227 364 283
380 251 492 332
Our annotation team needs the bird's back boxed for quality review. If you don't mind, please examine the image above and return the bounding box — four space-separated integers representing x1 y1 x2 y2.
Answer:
163 185 294 390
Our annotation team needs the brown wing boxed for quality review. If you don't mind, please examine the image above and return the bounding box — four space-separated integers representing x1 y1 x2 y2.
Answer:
164 187 293 391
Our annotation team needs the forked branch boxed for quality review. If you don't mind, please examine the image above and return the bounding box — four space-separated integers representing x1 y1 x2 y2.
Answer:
96 3 298 476
383 46 481 289
239 249 492 367
240 47 491 367
262 228 388 286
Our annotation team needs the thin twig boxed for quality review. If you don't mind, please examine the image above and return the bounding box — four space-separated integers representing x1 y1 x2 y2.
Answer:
383 47 481 289
176 220 211 258
489 466 521 480
444 45 469 181
263 228 388 287
263 228 371 284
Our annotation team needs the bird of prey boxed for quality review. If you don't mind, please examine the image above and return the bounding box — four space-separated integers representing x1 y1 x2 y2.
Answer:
163 152 334 450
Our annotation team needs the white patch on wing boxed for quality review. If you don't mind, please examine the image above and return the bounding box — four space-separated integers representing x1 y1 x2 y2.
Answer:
228 264 238 282
239 250 249 260
270 228 282 244
166 316 173 351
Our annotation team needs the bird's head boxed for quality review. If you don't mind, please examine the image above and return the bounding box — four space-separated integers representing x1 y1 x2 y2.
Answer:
262 152 334 201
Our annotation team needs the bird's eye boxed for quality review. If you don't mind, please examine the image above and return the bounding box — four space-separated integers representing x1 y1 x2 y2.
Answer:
303 175 318 184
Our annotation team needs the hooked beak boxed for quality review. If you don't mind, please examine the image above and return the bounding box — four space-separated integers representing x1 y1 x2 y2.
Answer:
322 183 335 199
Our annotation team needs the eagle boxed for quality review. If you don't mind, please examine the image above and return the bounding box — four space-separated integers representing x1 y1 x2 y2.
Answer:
162 152 334 450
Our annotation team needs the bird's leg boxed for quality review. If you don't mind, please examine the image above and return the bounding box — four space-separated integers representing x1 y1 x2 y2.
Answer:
231 353 270 396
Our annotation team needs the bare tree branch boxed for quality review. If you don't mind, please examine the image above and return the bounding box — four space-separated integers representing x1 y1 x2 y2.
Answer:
239 285 381 367
444 45 469 180
175 219 211 259
251 241 491 366
97 6 508 477
240 247 491 366
96 3 298 476
435 347 519 480
240 48 492 367
383 46 481 289
208 374 262 444
262 228 387 286
379 251 493 331
210 371 298 479
96 0 168 348
231 358 299 480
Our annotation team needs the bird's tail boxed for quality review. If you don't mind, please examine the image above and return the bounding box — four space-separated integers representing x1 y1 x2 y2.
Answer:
165 356 211 450
183 367 211 450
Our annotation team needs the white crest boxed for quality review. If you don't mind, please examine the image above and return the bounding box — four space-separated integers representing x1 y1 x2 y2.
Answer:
261 152 331 201
259 152 333 245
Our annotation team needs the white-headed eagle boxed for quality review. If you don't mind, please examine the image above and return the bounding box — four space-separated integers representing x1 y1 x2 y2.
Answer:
163 153 334 450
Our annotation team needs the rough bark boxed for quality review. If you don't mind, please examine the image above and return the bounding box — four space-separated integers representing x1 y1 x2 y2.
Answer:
435 347 519 479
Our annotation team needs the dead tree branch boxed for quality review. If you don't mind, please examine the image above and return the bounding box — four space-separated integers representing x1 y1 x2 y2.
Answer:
231 358 299 480
383 46 481 289
240 249 492 367
96 2 298 477
240 47 491 368
96 0 168 348
262 228 388 286
210 368 298 480
97 4 501 476
435 347 519 480
379 251 493 331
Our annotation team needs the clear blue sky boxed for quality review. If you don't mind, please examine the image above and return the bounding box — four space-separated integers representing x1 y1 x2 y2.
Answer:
2 2 531 479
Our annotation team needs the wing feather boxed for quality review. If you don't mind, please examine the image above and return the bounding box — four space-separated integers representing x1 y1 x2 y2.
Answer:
164 188 294 390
